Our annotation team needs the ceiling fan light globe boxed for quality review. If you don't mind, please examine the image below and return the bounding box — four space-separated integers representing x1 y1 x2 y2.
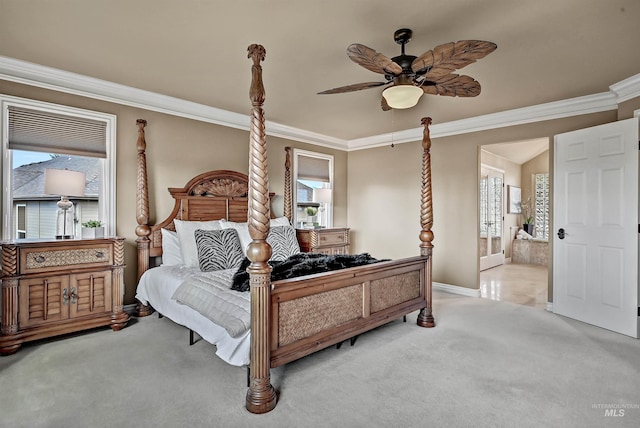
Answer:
382 85 423 109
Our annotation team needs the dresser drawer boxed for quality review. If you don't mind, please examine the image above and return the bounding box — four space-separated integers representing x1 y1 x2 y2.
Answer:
296 228 350 253
20 244 113 274
317 230 348 246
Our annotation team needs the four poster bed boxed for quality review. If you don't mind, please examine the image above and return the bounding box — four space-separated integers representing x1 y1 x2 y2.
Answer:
134 44 435 414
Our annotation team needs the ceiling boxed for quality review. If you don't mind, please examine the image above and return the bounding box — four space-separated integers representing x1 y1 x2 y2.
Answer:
482 138 549 165
1 0 639 145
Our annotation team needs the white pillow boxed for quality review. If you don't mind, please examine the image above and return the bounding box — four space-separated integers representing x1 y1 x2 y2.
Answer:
160 228 183 266
174 219 223 267
271 216 291 227
220 217 292 256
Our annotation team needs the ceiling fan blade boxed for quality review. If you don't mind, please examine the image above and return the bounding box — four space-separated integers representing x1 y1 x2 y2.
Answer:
422 74 482 97
412 40 497 80
380 96 392 111
317 81 389 95
347 44 403 76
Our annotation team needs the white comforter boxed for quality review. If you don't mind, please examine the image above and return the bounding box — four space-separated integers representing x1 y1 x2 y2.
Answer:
171 269 251 338
135 265 251 366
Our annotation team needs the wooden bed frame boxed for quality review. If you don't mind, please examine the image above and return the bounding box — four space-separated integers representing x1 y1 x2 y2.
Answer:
134 44 435 414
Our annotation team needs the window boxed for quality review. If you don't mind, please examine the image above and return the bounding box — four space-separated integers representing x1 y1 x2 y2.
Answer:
1 95 116 240
534 173 550 239
292 149 334 228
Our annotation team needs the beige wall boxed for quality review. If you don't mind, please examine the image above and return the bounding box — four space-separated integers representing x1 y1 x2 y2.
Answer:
618 98 640 120
347 141 423 260
348 111 617 290
521 149 550 207
0 81 348 304
1 77 631 298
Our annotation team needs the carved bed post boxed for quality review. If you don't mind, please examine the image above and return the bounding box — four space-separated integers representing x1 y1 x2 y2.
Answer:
134 119 153 317
417 117 436 328
284 146 293 223
245 44 277 414
110 238 130 329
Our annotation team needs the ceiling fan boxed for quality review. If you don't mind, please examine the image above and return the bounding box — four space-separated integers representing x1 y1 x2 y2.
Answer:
318 28 497 110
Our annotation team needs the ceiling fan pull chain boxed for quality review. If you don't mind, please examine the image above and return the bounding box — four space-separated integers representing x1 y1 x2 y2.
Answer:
390 109 395 148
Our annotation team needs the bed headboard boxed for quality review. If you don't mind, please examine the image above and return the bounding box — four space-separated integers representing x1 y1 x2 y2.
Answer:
134 120 273 279
149 169 255 257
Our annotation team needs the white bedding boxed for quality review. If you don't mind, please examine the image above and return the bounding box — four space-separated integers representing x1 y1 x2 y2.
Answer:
171 270 251 339
135 265 251 366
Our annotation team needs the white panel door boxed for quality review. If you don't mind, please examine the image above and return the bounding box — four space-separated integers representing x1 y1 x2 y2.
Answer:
553 118 638 337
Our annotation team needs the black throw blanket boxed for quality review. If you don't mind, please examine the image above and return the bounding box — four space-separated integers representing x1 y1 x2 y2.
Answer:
231 252 387 292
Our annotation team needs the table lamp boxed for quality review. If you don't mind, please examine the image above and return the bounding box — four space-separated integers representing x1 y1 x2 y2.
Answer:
44 168 86 239
313 188 332 227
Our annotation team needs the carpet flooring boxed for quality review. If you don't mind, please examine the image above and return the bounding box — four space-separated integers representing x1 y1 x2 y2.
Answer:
1 291 639 428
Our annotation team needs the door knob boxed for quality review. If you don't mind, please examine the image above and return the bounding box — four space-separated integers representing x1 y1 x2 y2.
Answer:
557 228 566 239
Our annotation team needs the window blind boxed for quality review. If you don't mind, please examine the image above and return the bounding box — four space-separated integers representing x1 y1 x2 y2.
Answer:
8 106 107 158
298 156 330 182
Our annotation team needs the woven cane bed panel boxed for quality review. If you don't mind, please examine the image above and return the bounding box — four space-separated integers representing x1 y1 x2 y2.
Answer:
23 247 111 272
152 229 163 249
370 271 421 313
278 284 362 346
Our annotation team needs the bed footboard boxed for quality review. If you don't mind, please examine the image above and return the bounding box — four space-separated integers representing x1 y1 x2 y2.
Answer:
269 256 428 367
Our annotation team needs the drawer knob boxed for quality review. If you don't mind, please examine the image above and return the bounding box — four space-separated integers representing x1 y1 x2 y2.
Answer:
95 251 105 259
34 255 45 263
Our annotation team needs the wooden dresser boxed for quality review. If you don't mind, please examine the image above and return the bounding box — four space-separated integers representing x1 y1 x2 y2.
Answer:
296 227 350 255
0 238 129 355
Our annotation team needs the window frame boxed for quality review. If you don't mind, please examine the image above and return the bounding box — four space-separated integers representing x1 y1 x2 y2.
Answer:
1 95 117 240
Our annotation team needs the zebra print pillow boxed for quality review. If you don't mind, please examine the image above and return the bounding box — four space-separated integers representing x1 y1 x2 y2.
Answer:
267 226 300 262
194 228 244 272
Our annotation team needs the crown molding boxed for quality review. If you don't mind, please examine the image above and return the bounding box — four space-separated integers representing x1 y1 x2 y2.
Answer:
265 121 347 151
347 91 619 151
1 55 636 153
0 56 349 150
610 72 640 103
0 56 249 129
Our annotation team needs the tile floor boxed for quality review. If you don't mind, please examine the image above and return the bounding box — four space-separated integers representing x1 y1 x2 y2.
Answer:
479 262 548 309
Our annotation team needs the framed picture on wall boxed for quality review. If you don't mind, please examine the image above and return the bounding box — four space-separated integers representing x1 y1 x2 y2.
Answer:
507 185 522 214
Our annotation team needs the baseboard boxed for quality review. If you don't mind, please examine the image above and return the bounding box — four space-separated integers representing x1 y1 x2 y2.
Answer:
433 282 481 297
546 302 553 312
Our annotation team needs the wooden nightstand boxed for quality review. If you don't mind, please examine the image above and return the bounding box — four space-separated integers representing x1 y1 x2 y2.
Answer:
296 228 350 255
0 237 129 355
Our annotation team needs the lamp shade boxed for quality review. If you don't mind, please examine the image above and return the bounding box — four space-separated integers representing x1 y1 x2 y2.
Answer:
44 169 86 197
382 85 423 109
313 188 332 204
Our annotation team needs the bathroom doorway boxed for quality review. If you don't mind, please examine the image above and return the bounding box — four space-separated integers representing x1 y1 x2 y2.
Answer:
479 139 550 309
